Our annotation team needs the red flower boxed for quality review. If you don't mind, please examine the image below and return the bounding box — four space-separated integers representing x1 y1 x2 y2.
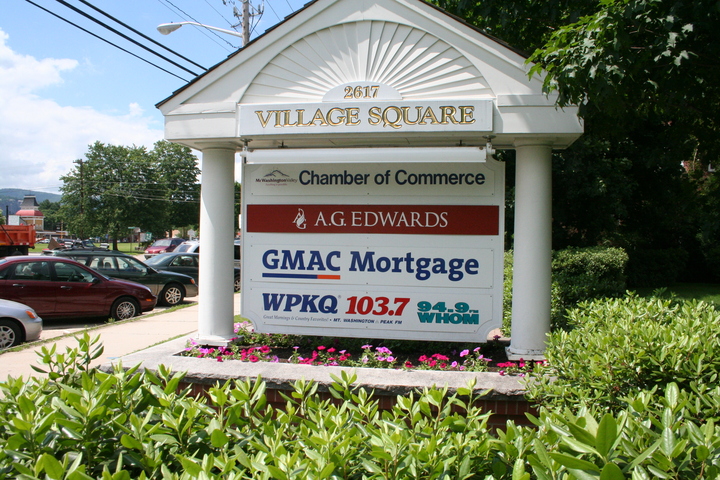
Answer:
248 355 260 362
317 345 326 351
259 345 271 354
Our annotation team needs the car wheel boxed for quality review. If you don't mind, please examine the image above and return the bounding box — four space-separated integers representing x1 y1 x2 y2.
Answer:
160 283 185 306
111 297 140 321
234 275 241 292
0 320 22 349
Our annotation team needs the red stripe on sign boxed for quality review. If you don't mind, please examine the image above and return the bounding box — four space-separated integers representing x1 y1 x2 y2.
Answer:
247 205 499 235
317 275 342 280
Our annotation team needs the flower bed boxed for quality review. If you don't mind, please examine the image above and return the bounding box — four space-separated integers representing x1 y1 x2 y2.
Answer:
182 321 544 375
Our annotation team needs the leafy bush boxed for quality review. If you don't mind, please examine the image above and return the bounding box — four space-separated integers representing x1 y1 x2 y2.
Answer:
526 294 720 420
503 247 628 333
4 335 720 479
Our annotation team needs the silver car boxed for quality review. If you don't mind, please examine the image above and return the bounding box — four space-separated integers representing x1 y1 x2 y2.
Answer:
0 299 43 349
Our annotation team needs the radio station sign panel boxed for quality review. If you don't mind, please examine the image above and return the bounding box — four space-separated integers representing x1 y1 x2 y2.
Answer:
237 100 493 136
241 160 505 343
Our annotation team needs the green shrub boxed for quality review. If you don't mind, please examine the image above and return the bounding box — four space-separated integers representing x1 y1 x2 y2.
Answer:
626 247 689 288
503 247 628 333
4 335 720 479
526 294 720 420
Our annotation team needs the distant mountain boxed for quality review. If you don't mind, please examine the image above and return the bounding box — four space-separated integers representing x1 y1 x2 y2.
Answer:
0 189 62 217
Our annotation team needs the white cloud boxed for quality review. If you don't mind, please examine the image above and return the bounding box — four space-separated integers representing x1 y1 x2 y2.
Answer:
0 29 164 193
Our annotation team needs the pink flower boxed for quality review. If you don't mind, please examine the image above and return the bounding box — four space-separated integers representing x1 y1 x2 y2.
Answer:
327 347 336 353
216 357 223 362
386 356 395 362
418 355 428 362
248 355 259 362
317 345 326 351
259 345 271 354
460 349 469 357
362 344 373 349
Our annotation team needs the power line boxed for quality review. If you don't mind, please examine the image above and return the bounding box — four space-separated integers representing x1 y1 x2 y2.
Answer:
24 0 191 82
52 0 202 76
75 0 208 71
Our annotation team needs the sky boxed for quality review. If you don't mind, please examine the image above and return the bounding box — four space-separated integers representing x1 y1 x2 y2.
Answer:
1 0 307 194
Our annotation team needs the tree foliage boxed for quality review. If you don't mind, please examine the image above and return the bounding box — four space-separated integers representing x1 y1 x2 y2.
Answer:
430 0 720 283
59 141 200 246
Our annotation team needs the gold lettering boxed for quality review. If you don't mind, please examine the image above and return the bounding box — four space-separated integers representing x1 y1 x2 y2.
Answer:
309 108 328 126
459 106 475 124
255 110 273 128
282 110 297 127
419 106 440 125
296 109 307 126
401 106 423 125
382 106 403 129
440 106 459 124
368 106 382 125
326 107 346 126
273 110 284 127
346 108 361 126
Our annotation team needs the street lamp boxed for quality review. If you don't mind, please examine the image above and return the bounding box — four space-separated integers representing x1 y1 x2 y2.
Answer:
157 22 246 45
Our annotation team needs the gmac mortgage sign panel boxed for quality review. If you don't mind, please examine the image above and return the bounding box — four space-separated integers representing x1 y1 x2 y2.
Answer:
241 159 505 343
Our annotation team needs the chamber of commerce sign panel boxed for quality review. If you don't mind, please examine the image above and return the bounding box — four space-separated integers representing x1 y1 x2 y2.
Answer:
244 162 499 198
241 159 505 343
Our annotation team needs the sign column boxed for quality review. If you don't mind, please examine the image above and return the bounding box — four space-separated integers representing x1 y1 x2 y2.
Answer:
507 142 553 359
198 146 236 344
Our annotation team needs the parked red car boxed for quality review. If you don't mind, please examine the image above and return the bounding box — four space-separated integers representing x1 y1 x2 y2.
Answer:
144 238 185 258
0 256 157 320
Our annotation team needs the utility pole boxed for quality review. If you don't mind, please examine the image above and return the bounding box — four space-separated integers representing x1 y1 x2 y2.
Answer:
242 0 249 46
74 159 85 239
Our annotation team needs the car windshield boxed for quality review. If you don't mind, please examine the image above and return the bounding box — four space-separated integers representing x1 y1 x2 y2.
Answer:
144 255 166 266
152 239 172 247
175 244 196 252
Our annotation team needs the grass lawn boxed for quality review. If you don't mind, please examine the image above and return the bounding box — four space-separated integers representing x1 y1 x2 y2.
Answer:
29 242 143 255
636 283 720 306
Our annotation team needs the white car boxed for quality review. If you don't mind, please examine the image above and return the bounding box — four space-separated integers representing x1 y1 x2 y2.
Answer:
0 299 43 349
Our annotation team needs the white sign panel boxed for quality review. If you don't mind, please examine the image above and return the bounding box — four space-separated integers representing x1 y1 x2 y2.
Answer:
238 100 493 137
241 159 505 343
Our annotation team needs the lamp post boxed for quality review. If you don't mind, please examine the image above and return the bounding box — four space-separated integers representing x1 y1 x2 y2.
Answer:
157 20 247 46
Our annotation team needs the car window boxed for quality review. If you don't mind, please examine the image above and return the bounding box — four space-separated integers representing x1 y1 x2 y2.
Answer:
53 262 95 282
118 257 148 275
170 255 196 267
10 261 52 281
89 256 118 274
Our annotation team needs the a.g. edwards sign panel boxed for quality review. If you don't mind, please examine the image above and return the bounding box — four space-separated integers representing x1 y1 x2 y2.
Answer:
238 99 492 136
241 160 505 343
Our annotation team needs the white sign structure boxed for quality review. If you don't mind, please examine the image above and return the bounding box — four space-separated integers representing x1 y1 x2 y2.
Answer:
238 99 493 137
242 158 505 342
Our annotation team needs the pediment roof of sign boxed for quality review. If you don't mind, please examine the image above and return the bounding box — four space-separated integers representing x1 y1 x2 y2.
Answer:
156 0 549 111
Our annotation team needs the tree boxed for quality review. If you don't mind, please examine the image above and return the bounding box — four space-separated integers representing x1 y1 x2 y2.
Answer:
145 140 201 238
60 141 200 248
527 0 720 161
429 0 717 284
38 200 62 232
